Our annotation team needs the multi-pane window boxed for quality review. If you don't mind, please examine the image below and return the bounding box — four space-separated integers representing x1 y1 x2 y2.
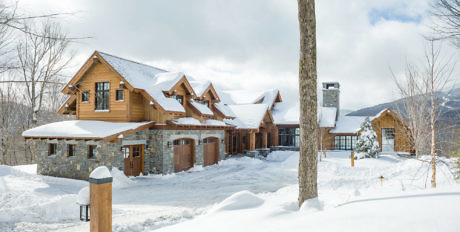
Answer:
202 100 210 107
95 82 109 110
68 144 76 157
88 145 97 159
334 135 358 150
48 143 57 156
81 91 89 102
116 89 124 101
278 127 300 147
173 95 184 105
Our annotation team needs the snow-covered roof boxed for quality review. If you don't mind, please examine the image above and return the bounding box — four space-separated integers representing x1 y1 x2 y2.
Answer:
189 78 211 97
189 100 213 116
98 52 185 112
214 102 236 118
318 107 337 127
253 89 280 107
170 117 230 127
22 120 154 139
329 116 366 134
271 102 299 125
218 89 265 105
227 104 270 129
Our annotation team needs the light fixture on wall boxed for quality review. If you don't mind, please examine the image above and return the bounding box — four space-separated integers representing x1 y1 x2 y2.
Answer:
119 81 125 89
167 141 172 148
198 139 202 145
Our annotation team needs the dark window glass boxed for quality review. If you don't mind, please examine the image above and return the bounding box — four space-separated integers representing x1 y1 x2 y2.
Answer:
95 82 109 110
132 146 140 157
278 127 300 147
48 143 57 156
88 145 97 159
334 135 358 150
203 100 209 107
116 89 124 101
68 144 76 157
82 91 89 102
173 95 184 105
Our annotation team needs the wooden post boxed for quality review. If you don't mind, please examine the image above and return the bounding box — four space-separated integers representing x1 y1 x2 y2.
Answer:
273 127 279 146
262 131 268 148
89 166 112 232
249 131 256 151
351 151 355 167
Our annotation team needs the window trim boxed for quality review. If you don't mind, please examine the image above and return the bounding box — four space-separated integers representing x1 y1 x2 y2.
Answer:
48 143 57 156
88 145 97 159
173 95 184 105
81 91 89 103
67 144 76 157
334 135 358 150
115 89 124 102
95 82 110 110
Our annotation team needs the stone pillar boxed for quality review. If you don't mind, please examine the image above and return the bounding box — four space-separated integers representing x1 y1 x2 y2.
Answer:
249 131 256 151
262 131 268 148
89 166 112 232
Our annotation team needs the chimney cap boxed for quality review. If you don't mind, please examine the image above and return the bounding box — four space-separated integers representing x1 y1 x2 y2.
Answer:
322 82 340 90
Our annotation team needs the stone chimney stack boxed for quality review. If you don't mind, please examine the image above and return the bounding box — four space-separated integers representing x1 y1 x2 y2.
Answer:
322 82 340 121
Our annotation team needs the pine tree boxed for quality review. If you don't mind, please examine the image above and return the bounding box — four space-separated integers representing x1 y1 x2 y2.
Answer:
354 117 379 158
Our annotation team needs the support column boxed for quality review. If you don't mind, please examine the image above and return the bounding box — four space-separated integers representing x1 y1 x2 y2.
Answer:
262 131 268 148
89 166 112 232
249 131 256 151
273 127 279 146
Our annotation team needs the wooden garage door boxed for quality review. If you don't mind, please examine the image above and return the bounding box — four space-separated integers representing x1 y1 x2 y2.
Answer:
174 139 194 172
203 137 218 166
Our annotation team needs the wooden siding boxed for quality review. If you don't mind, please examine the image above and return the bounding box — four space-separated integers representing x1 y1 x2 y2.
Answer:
76 62 129 122
371 112 412 153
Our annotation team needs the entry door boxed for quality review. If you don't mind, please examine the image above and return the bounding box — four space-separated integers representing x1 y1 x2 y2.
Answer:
203 137 218 166
174 139 194 172
123 145 143 176
381 128 395 152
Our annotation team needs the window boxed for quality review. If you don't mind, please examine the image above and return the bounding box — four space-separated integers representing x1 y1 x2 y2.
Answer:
48 143 57 156
81 91 89 103
132 146 140 157
278 127 300 147
173 95 184 105
95 82 109 110
202 100 209 107
334 135 358 150
68 144 76 157
116 89 124 101
88 145 97 159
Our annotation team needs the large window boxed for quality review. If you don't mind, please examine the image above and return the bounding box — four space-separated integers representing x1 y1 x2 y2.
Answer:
88 145 97 159
334 135 358 150
48 143 57 156
173 95 184 105
278 127 300 147
95 82 109 110
67 144 76 157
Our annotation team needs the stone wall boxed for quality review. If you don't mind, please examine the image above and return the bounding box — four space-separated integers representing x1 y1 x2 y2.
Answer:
35 128 226 179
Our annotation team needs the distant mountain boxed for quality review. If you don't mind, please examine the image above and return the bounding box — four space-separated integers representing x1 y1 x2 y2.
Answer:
347 88 460 124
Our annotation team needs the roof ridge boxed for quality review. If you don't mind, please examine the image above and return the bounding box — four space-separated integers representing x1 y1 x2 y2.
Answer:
97 50 168 73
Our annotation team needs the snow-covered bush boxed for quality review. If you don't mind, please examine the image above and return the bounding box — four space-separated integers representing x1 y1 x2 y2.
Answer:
354 117 379 158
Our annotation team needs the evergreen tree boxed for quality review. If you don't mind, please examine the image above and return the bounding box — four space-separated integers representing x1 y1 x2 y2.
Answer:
354 117 380 158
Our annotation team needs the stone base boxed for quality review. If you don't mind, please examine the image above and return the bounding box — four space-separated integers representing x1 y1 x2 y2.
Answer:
270 146 299 152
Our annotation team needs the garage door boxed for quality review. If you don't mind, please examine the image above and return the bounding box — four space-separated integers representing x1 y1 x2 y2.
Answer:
203 137 218 166
174 139 194 172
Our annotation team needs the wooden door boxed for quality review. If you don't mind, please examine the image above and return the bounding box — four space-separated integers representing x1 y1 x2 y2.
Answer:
123 145 143 176
203 137 218 166
174 139 194 172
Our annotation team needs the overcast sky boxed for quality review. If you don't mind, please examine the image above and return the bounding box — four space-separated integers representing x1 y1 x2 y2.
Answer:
17 0 458 110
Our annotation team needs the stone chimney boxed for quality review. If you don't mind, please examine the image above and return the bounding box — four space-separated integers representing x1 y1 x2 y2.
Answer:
322 82 340 121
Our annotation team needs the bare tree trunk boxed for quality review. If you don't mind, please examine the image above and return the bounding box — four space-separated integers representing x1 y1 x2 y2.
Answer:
298 0 318 207
429 43 437 188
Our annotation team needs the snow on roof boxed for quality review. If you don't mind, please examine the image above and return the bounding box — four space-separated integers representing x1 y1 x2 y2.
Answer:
271 102 299 125
219 89 265 105
371 108 391 120
89 166 112 179
189 100 213 115
189 78 211 97
22 120 154 139
227 104 270 129
253 89 280 107
318 107 337 127
171 117 202 126
202 119 227 126
223 118 247 129
98 52 185 112
214 102 236 118
329 116 366 134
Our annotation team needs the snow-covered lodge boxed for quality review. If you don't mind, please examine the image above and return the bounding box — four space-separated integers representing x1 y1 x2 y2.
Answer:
22 51 412 180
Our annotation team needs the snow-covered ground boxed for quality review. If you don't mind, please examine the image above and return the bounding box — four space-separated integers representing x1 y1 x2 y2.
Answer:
0 151 458 231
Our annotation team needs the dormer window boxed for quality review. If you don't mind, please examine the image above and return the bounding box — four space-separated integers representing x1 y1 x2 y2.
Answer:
95 82 109 110
202 100 209 107
173 95 184 105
